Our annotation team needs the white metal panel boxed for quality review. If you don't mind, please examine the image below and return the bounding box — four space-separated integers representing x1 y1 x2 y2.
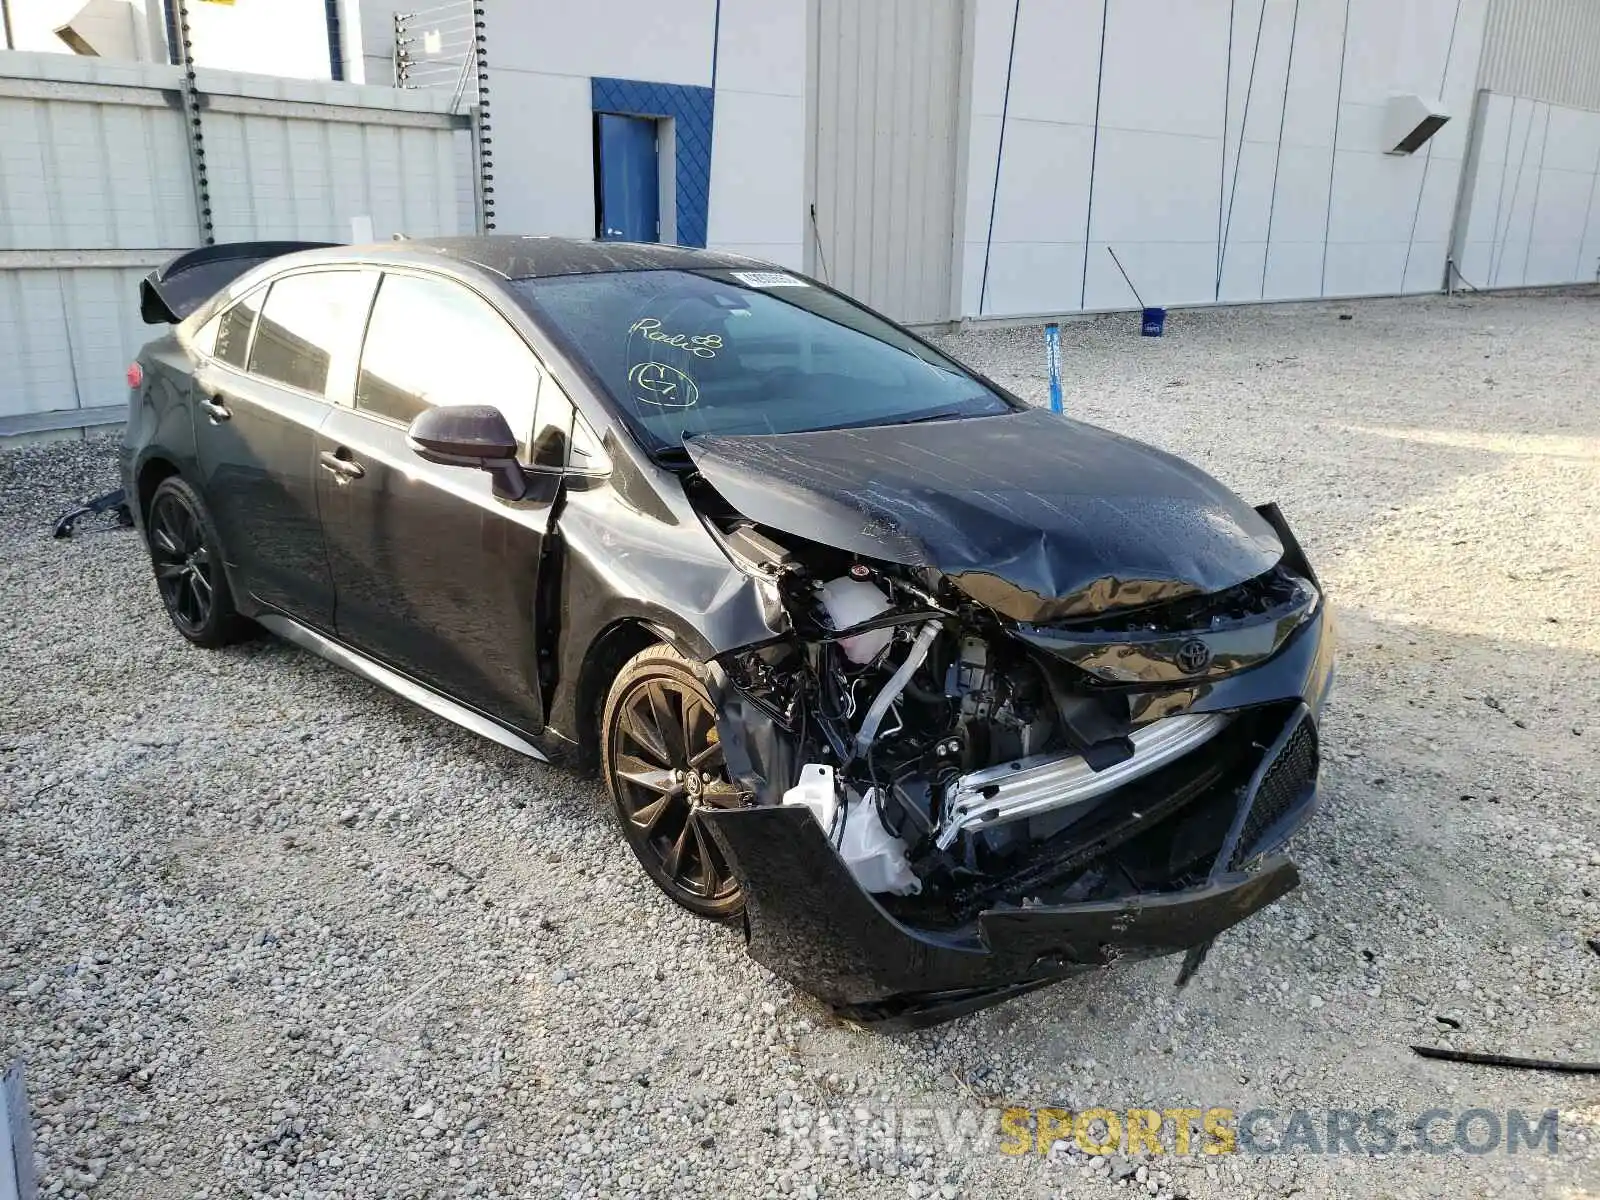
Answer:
486 69 594 236
0 266 152 418
1278 0 1353 149
706 90 806 257
1005 0 1103 126
715 0 808 98
454 129 480 234
1100 0 1231 139
705 0 808 265
1454 90 1600 288
0 89 196 252
481 0 717 86
1480 0 1600 111
966 0 1014 120
1233 0 1294 146
704 0 806 262
958 0 1492 317
0 55 475 431
991 121 1096 242
205 114 466 243
810 0 963 323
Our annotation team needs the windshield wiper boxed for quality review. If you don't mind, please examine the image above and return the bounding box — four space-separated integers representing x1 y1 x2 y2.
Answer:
894 408 979 425
653 445 695 466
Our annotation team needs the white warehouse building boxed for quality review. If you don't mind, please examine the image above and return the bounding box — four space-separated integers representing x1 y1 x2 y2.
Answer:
5 0 1600 437
347 0 1600 324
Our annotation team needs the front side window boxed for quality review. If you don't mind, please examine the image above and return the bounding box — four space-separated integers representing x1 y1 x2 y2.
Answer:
210 286 264 369
248 271 377 396
530 380 575 470
568 414 610 473
526 373 609 472
356 272 543 458
515 269 1014 454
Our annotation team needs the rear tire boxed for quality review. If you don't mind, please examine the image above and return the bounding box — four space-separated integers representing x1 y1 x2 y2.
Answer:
600 644 745 920
145 476 247 648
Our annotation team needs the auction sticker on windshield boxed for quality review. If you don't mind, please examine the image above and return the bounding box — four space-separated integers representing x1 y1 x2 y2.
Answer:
731 271 808 288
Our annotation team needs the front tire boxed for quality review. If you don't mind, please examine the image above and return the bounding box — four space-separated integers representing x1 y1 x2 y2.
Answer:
600 644 745 920
145 476 247 648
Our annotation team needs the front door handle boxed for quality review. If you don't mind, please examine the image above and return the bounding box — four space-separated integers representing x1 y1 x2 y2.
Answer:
199 395 230 423
318 449 366 482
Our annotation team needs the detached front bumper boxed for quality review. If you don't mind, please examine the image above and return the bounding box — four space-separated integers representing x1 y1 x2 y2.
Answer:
702 603 1334 1028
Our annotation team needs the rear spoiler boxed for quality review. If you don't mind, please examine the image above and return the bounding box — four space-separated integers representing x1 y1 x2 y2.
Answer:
139 241 338 325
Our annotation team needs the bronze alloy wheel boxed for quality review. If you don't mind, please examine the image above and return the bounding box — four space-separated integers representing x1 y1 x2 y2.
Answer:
601 645 744 919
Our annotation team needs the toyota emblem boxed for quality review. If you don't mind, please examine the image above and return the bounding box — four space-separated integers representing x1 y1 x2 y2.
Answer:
1175 639 1212 674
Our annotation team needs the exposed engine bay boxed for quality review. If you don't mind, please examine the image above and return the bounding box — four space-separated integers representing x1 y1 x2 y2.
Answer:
699 501 1324 935
669 409 1333 1024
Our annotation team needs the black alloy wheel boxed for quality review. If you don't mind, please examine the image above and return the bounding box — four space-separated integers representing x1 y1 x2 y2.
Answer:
145 476 244 648
601 645 745 919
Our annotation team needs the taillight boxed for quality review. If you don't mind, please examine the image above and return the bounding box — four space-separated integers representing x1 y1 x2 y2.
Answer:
127 361 143 389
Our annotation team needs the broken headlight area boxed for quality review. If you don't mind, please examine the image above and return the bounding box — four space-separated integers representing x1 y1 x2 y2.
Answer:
697 508 1331 1022
1014 566 1320 686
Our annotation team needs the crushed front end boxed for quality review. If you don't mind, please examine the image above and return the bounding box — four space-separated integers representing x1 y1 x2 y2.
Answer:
680 415 1335 1025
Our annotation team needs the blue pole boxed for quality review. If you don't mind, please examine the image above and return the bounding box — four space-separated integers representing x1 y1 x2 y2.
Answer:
1045 322 1063 413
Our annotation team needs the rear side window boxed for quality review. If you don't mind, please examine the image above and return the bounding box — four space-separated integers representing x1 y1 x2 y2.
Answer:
356 272 542 456
211 287 264 369
248 271 377 396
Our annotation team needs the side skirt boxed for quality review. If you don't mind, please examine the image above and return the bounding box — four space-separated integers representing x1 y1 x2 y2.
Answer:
256 614 550 762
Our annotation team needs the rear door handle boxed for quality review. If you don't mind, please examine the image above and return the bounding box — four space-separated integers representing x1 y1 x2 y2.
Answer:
318 449 365 482
199 395 230 422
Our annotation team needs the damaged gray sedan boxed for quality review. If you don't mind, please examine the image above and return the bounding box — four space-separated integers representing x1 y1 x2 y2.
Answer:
124 237 1333 1028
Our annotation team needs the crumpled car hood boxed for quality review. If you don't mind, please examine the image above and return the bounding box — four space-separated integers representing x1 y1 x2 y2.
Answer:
686 407 1285 622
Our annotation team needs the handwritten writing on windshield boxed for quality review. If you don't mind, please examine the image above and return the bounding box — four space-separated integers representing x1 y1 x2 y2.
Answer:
627 361 700 408
628 318 722 358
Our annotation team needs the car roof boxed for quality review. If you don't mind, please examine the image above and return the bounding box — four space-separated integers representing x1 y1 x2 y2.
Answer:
299 236 776 281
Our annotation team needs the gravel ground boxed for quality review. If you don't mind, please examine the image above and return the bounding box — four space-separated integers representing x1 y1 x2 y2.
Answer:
3 289 1598 1200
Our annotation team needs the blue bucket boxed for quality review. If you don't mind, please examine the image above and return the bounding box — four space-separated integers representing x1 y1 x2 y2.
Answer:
1141 306 1167 337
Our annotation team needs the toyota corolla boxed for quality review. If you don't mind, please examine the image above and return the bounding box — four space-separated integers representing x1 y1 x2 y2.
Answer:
123 237 1334 1025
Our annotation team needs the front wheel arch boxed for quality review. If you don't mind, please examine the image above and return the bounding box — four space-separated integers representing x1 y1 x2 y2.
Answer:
572 613 732 771
574 619 666 773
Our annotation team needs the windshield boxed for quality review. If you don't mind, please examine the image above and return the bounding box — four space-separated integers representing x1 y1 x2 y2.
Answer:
515 269 1013 453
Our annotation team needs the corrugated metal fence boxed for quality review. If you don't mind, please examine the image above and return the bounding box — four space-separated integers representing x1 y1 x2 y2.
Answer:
1479 0 1600 111
0 52 475 437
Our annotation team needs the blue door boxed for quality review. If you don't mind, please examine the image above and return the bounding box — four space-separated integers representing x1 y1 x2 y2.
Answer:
596 114 660 242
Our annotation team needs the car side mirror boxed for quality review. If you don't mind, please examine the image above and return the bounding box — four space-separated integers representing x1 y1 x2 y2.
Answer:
407 405 528 500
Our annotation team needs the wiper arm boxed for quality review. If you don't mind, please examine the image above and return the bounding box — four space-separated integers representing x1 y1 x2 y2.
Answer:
653 445 695 466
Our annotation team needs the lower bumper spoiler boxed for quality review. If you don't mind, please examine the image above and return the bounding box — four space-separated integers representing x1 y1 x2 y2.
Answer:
700 804 1300 1027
